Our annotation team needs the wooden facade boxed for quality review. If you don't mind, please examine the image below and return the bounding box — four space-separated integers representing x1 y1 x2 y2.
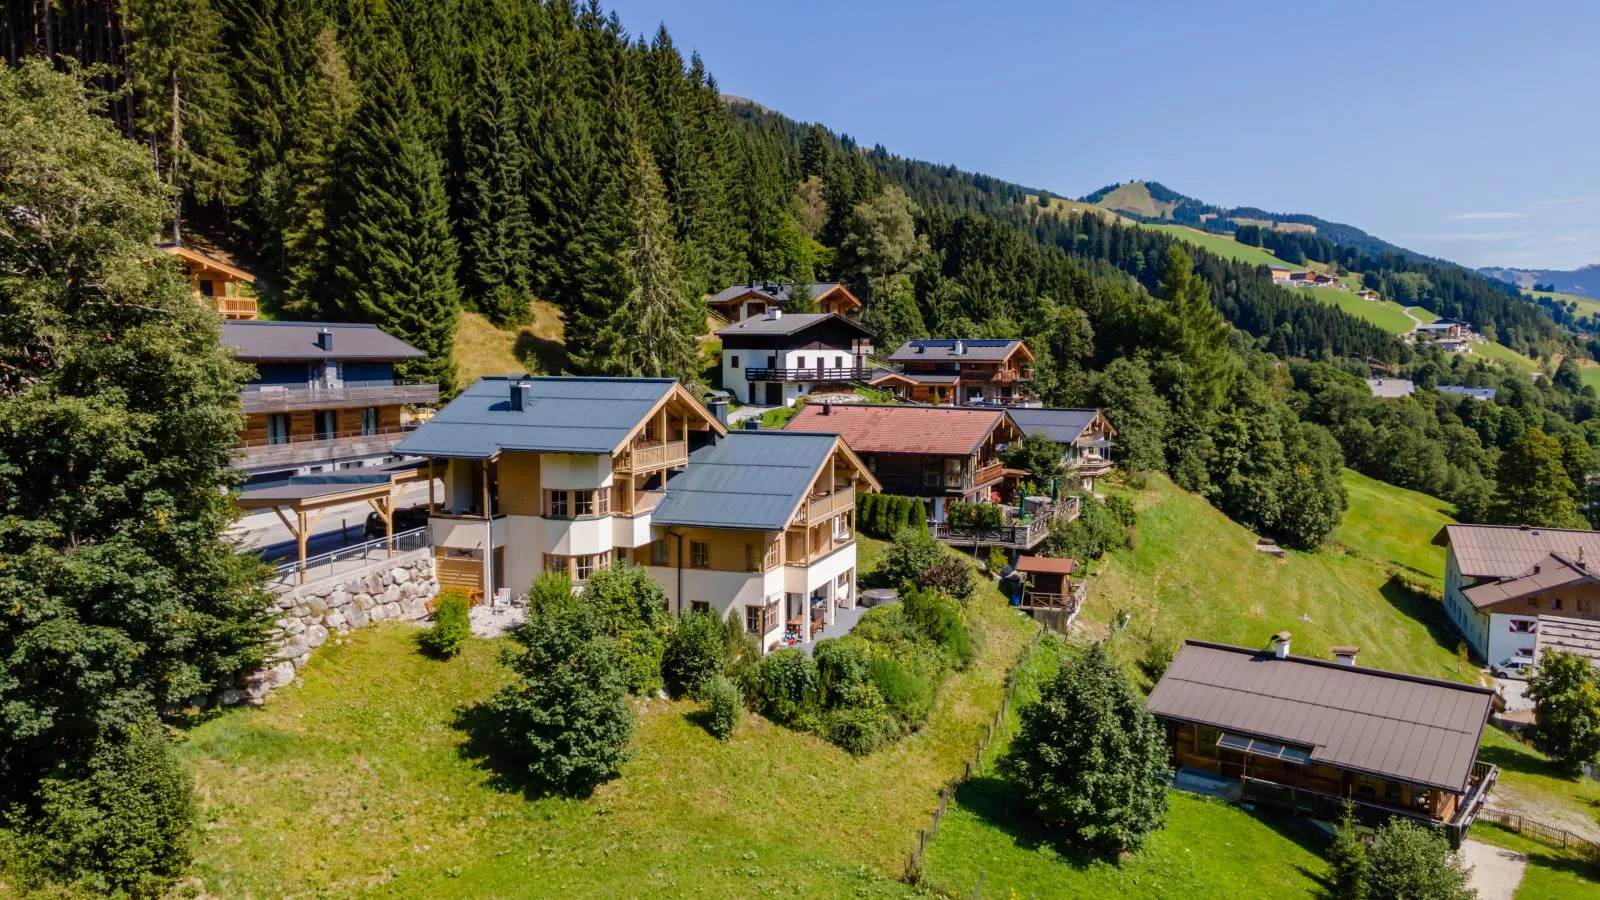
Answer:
897 342 1035 405
162 244 258 319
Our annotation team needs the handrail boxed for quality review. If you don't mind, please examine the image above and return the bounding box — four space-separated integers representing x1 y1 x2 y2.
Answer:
797 485 856 525
242 378 436 394
616 439 688 473
744 365 870 382
269 526 428 590
238 423 416 452
241 381 439 413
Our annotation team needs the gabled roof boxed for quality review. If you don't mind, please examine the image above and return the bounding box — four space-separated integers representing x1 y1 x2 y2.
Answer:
393 376 721 459
1147 641 1494 793
1016 555 1076 575
160 243 254 282
1435 523 1600 579
1365 378 1415 398
653 432 876 531
706 281 858 308
714 312 874 339
1460 552 1600 609
888 338 1027 363
1437 385 1497 402
222 320 425 361
1005 408 1111 444
784 404 1008 456
871 371 960 386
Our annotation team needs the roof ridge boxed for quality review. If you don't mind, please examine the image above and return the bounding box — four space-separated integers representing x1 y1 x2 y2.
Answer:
228 319 383 330
1180 639 1495 695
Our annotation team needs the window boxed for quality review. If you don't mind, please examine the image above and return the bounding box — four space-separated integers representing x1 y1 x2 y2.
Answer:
597 487 609 515
690 541 710 568
314 410 336 439
1510 619 1537 634
543 553 564 573
864 455 876 473
1553 597 1565 611
744 543 758 572
650 538 670 566
1529 597 1539 608
835 356 843 368
547 490 569 518
731 355 740 369
361 407 378 436
745 605 764 634
691 601 711 615
1581 598 1594 613
198 279 214 297
573 489 595 517
575 551 609 582
266 413 290 445
765 598 780 633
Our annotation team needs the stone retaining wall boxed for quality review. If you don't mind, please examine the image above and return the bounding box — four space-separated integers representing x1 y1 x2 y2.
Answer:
222 549 439 707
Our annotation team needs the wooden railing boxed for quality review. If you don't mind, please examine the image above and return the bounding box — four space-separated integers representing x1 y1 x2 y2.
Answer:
234 425 415 468
933 496 1079 550
240 381 439 413
744 365 870 382
971 460 1005 487
615 440 688 473
796 485 855 525
213 295 258 319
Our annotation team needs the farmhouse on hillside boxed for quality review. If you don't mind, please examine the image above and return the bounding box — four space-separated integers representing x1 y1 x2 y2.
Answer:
161 242 259 319
393 376 878 651
1148 636 1498 846
706 280 862 321
716 310 875 408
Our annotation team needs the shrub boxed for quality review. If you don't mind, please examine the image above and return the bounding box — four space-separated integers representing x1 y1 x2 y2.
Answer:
722 614 761 681
581 563 672 694
17 718 194 899
881 527 944 589
813 637 874 708
987 546 1009 574
1526 649 1600 775
741 649 819 725
946 501 1004 529
700 674 742 740
822 683 902 755
870 656 937 727
1327 802 1368 900
661 611 726 698
1361 818 1474 900
1138 641 1177 684
918 556 975 605
476 592 634 797
1001 643 1170 855
1105 493 1138 529
903 586 974 669
419 590 471 657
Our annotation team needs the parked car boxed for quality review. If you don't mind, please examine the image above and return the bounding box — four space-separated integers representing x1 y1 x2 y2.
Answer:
1491 657 1534 679
364 506 429 538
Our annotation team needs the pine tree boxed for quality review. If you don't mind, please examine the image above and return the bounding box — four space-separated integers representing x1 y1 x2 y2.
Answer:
458 45 534 325
1158 245 1234 408
323 30 460 391
527 97 599 306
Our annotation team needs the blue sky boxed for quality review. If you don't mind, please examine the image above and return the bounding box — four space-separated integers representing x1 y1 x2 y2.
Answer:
607 0 1600 270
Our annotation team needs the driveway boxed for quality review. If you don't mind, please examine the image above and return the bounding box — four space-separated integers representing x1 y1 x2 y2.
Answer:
1459 839 1527 900
1495 677 1533 713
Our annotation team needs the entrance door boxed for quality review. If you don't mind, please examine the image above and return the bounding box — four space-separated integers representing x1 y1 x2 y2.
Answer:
765 382 783 405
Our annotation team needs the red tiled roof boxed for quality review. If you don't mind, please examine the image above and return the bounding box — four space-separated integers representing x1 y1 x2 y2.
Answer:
783 404 1004 456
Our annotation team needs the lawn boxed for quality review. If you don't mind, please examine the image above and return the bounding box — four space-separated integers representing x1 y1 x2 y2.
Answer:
1578 360 1600 395
1080 474 1468 681
1333 468 1455 587
1407 305 1439 324
1469 338 1544 373
1141 223 1297 268
1531 289 1600 321
178 551 1038 896
453 298 568 386
1478 726 1600 845
1472 823 1600 900
1295 285 1418 334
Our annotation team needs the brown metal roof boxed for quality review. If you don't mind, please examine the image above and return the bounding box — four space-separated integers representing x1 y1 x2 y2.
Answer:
783 404 1007 456
1437 523 1600 579
1016 555 1076 575
1460 553 1600 610
1147 641 1494 793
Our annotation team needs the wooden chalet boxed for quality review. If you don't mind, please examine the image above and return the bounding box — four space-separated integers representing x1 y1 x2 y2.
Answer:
161 243 258 319
880 339 1036 406
706 281 862 322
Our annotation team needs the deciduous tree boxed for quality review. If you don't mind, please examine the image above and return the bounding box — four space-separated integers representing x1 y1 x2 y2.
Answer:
1526 649 1600 775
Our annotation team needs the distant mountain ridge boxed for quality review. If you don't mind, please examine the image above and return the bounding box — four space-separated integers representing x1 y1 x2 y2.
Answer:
1479 264 1600 296
1078 180 1435 262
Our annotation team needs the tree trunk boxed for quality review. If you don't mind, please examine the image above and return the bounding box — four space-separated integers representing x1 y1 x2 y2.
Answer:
170 69 181 244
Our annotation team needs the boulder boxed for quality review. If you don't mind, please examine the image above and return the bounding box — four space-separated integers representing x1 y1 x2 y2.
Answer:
390 567 411 584
345 605 369 629
306 623 329 649
369 603 388 622
354 592 376 611
267 661 295 687
273 635 308 662
276 594 298 610
305 596 329 618
292 653 310 670
324 609 347 629
241 672 272 700
382 601 402 620
364 573 383 595
400 598 425 619
283 618 306 637
219 688 245 707
292 605 311 619
330 589 352 608
383 583 402 603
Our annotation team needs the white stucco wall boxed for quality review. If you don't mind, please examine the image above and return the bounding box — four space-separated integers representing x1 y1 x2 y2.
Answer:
1443 550 1492 660
1486 613 1539 668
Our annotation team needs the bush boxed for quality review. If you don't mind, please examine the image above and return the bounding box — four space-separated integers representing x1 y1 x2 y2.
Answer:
1105 493 1138 529
661 611 726 698
987 546 1009 574
903 586 974 669
476 592 634 797
822 683 902 755
16 718 194 899
870 656 937 727
1138 641 1177 684
419 590 471 657
946 501 1004 529
700 674 742 740
580 563 672 694
1001 643 1170 855
741 649 819 725
722 614 761 681
1360 818 1474 900
858 494 927 539
813 637 874 708
918 556 975 605
881 527 944 589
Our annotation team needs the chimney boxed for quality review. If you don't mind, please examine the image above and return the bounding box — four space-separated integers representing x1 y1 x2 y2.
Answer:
1331 646 1359 667
821 402 831 416
706 395 729 427
1271 631 1292 659
955 339 965 355
509 379 533 412
316 328 333 351
766 307 782 321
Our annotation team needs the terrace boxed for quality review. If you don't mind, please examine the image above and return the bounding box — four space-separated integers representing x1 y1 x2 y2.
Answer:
934 496 1080 551
743 364 870 382
240 380 439 413
234 425 417 469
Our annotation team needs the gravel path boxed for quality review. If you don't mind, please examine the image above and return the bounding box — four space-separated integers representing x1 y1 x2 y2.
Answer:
1460 839 1527 900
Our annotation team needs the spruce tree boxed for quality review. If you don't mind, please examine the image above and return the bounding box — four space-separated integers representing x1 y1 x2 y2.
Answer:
323 31 460 391
458 46 534 325
1157 245 1234 409
527 99 599 306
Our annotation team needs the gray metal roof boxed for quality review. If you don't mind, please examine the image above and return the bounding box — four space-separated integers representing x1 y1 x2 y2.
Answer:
1148 641 1494 793
888 339 1023 362
706 282 843 306
1437 385 1498 402
234 461 424 502
1366 378 1415 398
394 376 678 459
1461 553 1600 609
1437 523 1600 579
222 320 425 361
714 312 871 338
653 432 837 531
1005 408 1102 444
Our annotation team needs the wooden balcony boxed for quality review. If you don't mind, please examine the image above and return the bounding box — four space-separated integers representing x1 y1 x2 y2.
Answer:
794 485 855 525
744 365 869 382
234 425 416 470
240 381 439 413
212 295 258 319
934 496 1079 551
1073 455 1114 476
972 460 1005 487
615 440 688 474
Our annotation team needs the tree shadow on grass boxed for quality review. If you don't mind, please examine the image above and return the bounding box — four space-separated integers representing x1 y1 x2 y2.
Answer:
1378 574 1461 659
450 701 597 802
514 330 568 376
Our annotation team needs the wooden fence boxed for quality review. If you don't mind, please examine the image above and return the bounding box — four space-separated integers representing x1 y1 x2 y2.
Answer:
904 627 1046 884
1478 806 1600 863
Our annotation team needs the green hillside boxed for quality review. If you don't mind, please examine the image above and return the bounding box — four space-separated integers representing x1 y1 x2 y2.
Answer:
1142 223 1297 268
1333 469 1454 586
1469 338 1543 372
1091 181 1182 218
1295 285 1418 335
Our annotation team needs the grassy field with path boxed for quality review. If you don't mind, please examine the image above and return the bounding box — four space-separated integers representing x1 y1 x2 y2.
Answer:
1469 338 1544 373
1295 285 1417 334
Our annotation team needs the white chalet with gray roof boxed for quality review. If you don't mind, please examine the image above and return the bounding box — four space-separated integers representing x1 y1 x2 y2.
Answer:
717 310 875 407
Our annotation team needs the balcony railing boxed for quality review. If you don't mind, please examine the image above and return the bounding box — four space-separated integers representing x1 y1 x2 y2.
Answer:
972 460 1005 487
1072 455 1114 475
615 440 688 473
241 381 439 413
933 496 1079 550
234 424 416 469
794 485 855 525
212 295 259 319
744 365 870 382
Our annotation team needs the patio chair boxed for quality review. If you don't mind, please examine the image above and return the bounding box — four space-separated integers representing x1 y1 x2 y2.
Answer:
491 588 511 616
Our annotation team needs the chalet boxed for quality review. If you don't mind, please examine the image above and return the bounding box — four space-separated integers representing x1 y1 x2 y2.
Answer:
1437 523 1600 668
706 281 862 322
881 338 1036 406
1365 378 1415 398
1011 555 1082 614
1414 321 1467 340
1357 289 1382 301
1437 385 1497 402
225 321 438 483
1004 408 1116 491
1268 265 1293 283
1149 636 1498 845
161 243 258 319
716 310 875 407
782 403 1076 550
393 377 877 650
